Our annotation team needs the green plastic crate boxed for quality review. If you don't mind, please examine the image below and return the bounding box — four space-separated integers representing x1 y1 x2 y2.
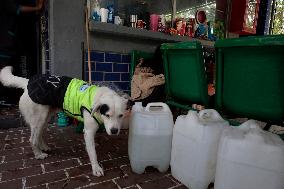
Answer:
130 50 154 95
130 50 154 82
161 41 209 109
215 35 284 123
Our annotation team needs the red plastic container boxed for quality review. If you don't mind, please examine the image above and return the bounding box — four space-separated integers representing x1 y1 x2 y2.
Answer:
229 0 260 34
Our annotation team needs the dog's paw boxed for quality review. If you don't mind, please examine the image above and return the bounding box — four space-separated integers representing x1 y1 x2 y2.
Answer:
35 152 48 159
92 164 104 177
40 144 51 152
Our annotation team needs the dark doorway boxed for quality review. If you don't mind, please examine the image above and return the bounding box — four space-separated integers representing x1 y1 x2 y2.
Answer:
15 0 40 78
0 0 40 105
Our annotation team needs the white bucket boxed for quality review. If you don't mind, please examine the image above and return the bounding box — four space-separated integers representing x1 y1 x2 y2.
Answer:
215 120 284 189
128 102 174 174
171 109 229 189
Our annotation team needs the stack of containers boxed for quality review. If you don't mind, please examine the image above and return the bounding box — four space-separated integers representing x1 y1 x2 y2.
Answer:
171 109 229 189
128 102 174 174
215 120 284 189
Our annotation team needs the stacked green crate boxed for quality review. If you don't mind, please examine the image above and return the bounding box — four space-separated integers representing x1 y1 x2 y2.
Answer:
130 51 154 82
129 50 154 93
215 35 284 123
161 41 209 110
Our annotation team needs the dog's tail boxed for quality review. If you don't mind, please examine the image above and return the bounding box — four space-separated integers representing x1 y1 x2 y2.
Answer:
0 66 28 89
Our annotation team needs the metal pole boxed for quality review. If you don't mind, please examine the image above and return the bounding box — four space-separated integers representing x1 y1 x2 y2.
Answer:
269 0 276 34
225 0 233 38
85 6 92 84
171 0 176 27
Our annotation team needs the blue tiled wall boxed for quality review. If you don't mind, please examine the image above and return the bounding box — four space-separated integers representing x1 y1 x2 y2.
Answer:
85 51 131 93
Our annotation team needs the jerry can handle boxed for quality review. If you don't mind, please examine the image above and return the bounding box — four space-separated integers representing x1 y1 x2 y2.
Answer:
145 102 171 112
198 109 224 122
238 120 261 130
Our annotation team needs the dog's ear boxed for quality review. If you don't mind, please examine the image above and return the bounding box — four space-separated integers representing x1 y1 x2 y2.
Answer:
91 87 112 115
122 99 134 118
99 104 109 115
113 90 131 109
115 90 130 100
119 93 132 110
121 93 130 100
126 99 135 110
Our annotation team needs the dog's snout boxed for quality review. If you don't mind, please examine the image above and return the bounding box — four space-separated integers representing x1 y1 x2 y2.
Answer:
110 128 118 135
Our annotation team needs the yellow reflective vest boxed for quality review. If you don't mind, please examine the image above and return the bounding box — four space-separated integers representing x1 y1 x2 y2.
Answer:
63 79 103 125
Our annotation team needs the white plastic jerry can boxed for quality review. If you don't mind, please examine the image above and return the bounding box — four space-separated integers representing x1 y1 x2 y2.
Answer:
171 109 229 189
215 120 284 189
128 102 174 174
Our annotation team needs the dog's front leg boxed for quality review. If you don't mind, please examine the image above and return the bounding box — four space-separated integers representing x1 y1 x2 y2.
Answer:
83 110 104 177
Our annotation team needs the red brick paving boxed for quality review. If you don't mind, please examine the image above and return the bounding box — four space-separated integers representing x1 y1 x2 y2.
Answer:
48 175 91 189
1 165 42 181
0 125 188 189
25 170 67 187
0 160 23 171
84 181 119 189
138 176 178 189
0 178 22 188
44 159 81 172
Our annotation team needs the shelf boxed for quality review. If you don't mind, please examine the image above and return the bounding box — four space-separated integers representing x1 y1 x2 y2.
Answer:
89 21 214 47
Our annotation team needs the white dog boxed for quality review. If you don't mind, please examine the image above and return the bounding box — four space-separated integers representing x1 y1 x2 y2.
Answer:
0 66 129 177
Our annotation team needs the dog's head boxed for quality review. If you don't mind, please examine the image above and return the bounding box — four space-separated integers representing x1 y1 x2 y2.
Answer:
91 87 130 135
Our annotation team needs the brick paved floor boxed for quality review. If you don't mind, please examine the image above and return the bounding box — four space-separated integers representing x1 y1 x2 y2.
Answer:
0 124 188 189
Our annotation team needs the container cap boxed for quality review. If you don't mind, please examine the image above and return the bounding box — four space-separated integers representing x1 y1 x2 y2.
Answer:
215 35 284 48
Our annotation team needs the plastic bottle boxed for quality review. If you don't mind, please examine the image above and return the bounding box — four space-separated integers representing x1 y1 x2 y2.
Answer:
171 109 229 189
215 120 284 189
129 102 174 174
